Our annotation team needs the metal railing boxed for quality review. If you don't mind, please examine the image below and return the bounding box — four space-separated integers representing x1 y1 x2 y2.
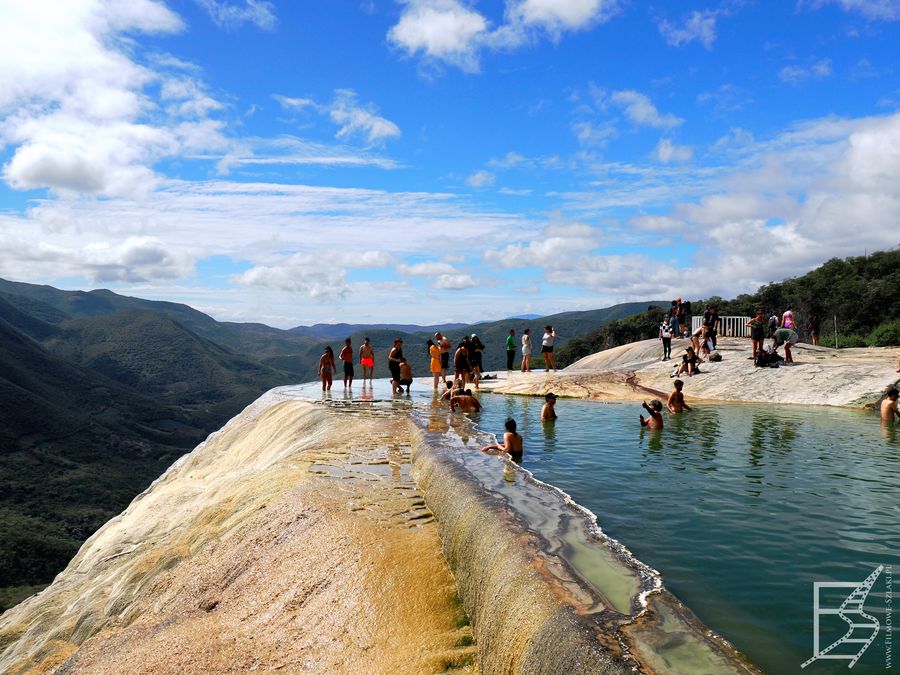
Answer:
690 315 752 337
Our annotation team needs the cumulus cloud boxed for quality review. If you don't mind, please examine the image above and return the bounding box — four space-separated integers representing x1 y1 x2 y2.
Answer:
387 0 618 71
506 0 617 35
610 90 683 129
490 113 900 301
0 1 236 198
654 139 694 163
234 250 392 298
466 170 496 187
435 273 479 289
779 58 833 83
194 0 277 30
388 0 489 72
658 10 718 49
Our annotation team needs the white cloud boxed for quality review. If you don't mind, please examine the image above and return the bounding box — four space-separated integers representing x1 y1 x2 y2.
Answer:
779 58 833 83
654 139 694 163
801 0 900 21
572 120 618 147
435 273 479 289
397 261 457 275
234 250 391 299
0 1 243 198
194 0 277 30
466 170 496 187
610 90 683 129
272 94 315 109
387 0 618 72
328 89 401 145
388 0 489 72
507 0 617 35
484 223 599 268
658 10 718 49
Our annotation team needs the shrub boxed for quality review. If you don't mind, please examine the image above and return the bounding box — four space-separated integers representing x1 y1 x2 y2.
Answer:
866 319 900 347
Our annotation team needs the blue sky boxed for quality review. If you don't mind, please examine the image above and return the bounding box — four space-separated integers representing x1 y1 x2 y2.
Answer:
0 0 898 327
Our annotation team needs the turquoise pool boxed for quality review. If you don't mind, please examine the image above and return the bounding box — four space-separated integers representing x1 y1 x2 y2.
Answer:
292 381 899 673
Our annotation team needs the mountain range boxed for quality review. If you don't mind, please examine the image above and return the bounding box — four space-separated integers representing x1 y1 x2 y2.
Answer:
0 277 658 609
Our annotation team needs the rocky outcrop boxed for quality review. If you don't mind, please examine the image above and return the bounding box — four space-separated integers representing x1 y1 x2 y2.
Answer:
484 338 899 407
0 397 473 673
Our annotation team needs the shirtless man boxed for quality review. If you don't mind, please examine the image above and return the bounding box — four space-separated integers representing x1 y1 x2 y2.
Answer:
359 337 375 384
388 338 404 394
339 338 354 387
541 392 558 422
440 379 464 401
398 357 413 394
667 379 692 413
435 332 452 384
881 388 900 425
450 389 482 413
640 400 664 429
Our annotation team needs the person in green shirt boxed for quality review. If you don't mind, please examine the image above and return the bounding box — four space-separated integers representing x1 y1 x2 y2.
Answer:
505 329 516 371
773 327 799 363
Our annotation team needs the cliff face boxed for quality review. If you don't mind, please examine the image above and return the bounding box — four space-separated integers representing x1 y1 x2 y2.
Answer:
0 396 473 673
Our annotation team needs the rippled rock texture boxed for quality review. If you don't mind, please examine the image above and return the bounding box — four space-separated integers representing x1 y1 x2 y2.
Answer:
0 397 473 673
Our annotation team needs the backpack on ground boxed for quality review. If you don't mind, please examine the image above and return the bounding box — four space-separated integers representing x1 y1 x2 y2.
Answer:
754 350 769 368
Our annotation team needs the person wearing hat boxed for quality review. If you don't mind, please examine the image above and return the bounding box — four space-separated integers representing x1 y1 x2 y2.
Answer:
541 392 558 422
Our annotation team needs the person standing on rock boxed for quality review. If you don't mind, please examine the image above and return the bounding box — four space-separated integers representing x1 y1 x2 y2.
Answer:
505 329 516 371
318 346 336 391
435 332 451 383
806 314 821 346
541 325 557 372
521 329 532 372
388 338 404 394
747 310 766 361
339 338 354 388
427 339 443 389
359 337 375 384
660 316 674 361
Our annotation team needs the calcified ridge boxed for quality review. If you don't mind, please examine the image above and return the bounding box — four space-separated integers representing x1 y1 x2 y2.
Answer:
1 387 760 673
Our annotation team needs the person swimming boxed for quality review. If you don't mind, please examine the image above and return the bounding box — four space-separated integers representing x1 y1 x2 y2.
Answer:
450 388 481 413
881 388 900 425
482 417 524 461
640 399 664 429
541 392 558 421
667 379 692 413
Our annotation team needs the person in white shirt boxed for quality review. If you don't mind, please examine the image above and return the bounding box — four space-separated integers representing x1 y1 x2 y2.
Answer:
541 325 557 372
521 329 532 372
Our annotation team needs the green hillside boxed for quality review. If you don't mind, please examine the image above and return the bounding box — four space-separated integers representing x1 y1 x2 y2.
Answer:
557 249 900 366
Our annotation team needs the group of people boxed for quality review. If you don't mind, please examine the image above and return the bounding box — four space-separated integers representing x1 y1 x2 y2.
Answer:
317 326 561 392
658 300 818 374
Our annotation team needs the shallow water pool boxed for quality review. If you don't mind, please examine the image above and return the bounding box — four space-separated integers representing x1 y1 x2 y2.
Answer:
289 380 899 673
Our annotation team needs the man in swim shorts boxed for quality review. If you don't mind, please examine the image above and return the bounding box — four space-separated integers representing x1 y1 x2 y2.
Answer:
398 357 413 394
339 338 354 387
359 337 375 384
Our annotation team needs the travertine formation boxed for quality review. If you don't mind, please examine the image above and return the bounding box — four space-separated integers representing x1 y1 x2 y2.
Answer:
0 398 473 674
483 337 899 407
